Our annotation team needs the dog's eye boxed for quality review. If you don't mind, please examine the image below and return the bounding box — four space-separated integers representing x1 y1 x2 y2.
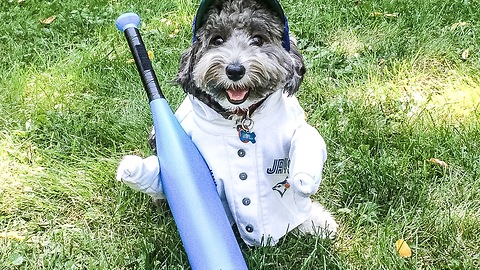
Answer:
251 35 264 46
210 36 224 46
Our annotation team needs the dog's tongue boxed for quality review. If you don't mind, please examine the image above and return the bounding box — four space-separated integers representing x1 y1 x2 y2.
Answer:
226 87 249 104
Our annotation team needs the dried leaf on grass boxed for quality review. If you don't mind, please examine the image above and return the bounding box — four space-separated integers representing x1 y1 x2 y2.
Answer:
451 21 468 30
428 158 448 168
40 15 56 25
395 239 412 258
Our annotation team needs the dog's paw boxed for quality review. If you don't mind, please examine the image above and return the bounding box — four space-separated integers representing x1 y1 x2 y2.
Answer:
292 173 317 196
116 155 165 199
116 155 144 183
297 202 338 239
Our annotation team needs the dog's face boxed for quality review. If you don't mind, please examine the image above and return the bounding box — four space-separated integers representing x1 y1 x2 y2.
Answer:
176 0 305 118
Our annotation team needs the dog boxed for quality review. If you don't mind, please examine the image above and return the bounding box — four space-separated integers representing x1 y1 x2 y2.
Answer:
116 0 337 246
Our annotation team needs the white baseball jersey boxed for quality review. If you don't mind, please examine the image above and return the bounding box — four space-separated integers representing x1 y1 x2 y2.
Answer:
174 90 327 246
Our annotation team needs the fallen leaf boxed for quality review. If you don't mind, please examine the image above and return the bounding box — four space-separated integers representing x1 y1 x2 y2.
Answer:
147 50 154 60
451 21 468 31
428 158 448 168
370 12 384 17
395 239 412 258
0 231 26 241
461 49 469 60
40 15 57 25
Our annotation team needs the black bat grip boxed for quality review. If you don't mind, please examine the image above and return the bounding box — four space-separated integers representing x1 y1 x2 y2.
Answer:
123 27 164 101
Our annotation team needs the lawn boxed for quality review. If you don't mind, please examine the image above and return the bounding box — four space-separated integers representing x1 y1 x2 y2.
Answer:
1 0 479 269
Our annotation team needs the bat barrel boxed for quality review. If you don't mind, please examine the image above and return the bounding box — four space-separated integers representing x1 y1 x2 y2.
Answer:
150 100 248 270
116 13 248 270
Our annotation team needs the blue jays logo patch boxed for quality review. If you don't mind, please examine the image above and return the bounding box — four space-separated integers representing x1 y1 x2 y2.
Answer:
272 179 290 197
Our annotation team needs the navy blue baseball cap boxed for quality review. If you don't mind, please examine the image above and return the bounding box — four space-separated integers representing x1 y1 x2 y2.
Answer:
192 0 291 51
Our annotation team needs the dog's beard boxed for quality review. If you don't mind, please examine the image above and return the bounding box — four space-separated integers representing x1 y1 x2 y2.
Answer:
192 34 290 114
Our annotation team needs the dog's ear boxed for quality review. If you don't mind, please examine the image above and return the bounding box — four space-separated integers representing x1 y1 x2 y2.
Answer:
283 43 306 96
176 41 201 95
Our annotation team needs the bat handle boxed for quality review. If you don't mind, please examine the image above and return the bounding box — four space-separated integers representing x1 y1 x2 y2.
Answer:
116 12 164 101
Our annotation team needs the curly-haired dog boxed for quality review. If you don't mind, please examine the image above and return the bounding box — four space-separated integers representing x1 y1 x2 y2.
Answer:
116 0 337 246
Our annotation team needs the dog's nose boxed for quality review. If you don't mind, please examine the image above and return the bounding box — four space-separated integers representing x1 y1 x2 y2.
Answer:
226 63 245 81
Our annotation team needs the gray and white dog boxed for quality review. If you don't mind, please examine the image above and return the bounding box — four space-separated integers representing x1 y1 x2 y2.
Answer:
118 0 338 246
176 0 305 120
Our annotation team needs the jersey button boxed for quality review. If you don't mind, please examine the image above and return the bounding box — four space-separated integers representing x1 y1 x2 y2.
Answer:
242 198 251 206
246 224 254 233
239 172 247 180
237 149 246 157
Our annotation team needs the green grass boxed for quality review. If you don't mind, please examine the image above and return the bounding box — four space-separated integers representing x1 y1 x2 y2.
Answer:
1 0 479 269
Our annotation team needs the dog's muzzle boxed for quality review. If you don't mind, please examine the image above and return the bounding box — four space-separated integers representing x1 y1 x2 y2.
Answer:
225 63 249 104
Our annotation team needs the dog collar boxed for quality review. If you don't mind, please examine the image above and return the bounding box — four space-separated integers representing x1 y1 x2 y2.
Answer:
192 0 291 51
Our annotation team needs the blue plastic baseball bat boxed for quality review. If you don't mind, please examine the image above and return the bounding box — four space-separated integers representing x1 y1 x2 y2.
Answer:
116 13 248 270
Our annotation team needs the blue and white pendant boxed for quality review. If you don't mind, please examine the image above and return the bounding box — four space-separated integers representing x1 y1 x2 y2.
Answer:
237 116 256 144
